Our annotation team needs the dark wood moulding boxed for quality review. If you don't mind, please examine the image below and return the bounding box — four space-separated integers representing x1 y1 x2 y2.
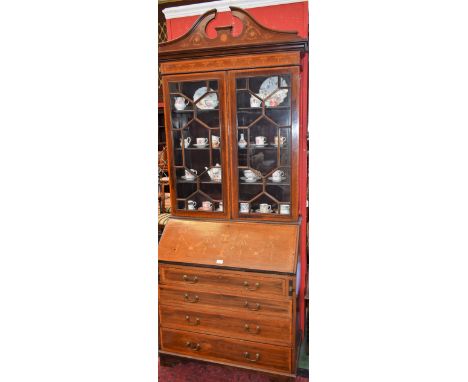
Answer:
159 7 308 62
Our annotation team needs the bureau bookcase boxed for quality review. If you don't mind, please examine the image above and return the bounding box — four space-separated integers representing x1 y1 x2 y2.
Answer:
158 7 308 381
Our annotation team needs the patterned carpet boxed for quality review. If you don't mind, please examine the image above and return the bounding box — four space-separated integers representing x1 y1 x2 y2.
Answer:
159 359 308 382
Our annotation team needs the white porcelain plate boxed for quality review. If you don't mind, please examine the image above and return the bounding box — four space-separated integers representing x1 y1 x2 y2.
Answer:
193 87 218 110
259 76 288 105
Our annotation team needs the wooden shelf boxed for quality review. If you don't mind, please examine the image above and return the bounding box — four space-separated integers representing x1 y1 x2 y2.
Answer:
175 147 220 150
172 109 220 113
238 146 288 150
178 179 222 184
237 106 291 111
239 182 291 186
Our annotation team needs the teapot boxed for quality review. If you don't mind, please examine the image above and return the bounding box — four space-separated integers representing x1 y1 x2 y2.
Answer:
205 163 222 181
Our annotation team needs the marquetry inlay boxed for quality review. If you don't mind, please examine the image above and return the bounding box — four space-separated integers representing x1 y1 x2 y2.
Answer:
160 51 300 75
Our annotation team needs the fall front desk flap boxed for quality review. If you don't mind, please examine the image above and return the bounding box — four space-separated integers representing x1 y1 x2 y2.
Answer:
159 218 299 275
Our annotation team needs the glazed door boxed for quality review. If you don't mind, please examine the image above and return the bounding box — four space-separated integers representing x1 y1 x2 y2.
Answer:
163 72 230 218
229 67 299 221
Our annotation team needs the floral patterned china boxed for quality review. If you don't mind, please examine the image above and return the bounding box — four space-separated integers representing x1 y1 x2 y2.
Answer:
193 87 218 110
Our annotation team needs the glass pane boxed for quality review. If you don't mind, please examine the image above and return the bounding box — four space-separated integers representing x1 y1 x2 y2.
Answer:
235 73 292 217
168 78 224 213
279 127 291 167
236 78 247 90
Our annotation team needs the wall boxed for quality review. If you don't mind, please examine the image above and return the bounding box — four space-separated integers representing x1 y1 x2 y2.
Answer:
166 2 308 39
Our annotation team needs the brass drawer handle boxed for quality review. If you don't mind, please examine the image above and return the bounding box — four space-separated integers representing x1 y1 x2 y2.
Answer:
244 301 260 311
185 341 201 351
244 324 261 334
185 315 200 326
243 281 260 291
183 274 198 284
184 293 199 303
243 352 260 362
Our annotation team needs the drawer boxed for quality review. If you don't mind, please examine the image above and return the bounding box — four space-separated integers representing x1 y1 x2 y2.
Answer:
159 305 292 346
159 286 292 316
159 265 290 299
160 328 292 373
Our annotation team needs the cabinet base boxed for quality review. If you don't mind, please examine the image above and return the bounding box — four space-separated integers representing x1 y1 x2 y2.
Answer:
159 350 297 380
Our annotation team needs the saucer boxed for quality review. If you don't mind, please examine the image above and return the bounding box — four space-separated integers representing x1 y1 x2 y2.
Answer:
181 175 196 181
193 143 208 148
267 176 286 183
240 176 260 183
252 144 267 148
198 207 213 211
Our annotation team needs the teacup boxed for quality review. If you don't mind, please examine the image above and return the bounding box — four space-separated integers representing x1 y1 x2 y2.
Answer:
240 202 250 213
255 136 267 146
196 137 208 146
211 135 220 148
202 201 213 210
180 137 191 148
272 170 284 181
174 97 189 111
274 136 287 146
279 204 290 215
185 169 197 180
259 203 272 213
188 200 197 210
244 170 258 180
217 202 223 212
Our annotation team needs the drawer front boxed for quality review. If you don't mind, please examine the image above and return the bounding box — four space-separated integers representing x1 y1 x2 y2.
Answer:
160 328 292 373
160 305 292 346
160 265 288 298
159 286 292 316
